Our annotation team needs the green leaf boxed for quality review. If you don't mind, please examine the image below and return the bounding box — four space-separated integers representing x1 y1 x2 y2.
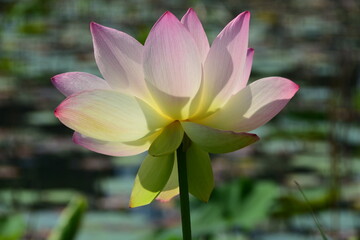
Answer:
232 181 279 229
187 143 214 202
190 179 279 236
181 122 259 153
149 121 184 156
0 213 25 240
47 195 87 240
130 153 175 207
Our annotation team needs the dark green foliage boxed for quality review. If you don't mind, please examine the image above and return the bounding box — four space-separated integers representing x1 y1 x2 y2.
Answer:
0 213 25 240
47 195 87 240
191 179 279 236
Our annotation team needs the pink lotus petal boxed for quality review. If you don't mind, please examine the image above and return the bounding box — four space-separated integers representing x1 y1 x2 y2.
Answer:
73 132 160 156
199 77 299 132
55 89 170 142
234 48 254 93
144 11 202 119
203 11 250 110
90 22 150 100
181 8 210 63
51 72 110 96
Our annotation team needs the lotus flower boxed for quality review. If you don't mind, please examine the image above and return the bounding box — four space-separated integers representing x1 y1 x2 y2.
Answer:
52 9 299 207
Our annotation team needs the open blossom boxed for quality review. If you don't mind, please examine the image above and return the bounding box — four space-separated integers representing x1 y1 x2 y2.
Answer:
52 9 299 207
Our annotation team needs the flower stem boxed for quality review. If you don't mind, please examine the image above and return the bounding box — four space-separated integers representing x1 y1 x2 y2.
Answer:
177 137 192 240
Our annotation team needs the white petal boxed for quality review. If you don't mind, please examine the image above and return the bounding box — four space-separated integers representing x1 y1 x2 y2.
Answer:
144 11 202 119
181 8 210 63
73 131 160 156
233 48 254 94
55 89 170 142
203 11 250 110
51 72 110 96
198 77 299 132
90 22 150 99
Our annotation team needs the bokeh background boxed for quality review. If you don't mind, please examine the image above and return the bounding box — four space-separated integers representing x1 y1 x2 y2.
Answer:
0 0 359 239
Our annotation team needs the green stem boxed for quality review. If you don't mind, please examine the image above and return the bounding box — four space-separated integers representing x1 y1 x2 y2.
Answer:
177 138 192 240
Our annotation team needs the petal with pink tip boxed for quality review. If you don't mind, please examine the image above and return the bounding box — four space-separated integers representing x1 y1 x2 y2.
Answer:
55 89 170 142
144 11 202 119
199 77 299 132
51 72 110 96
181 8 210 63
203 11 250 110
90 22 149 99
233 48 254 93
73 131 160 157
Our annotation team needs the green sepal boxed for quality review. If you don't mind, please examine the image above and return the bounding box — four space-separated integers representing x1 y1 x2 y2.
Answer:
187 143 214 202
156 156 179 201
130 153 174 207
181 121 259 153
149 121 184 156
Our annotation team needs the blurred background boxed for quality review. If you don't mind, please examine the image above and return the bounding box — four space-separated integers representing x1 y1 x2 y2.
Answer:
0 0 359 239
